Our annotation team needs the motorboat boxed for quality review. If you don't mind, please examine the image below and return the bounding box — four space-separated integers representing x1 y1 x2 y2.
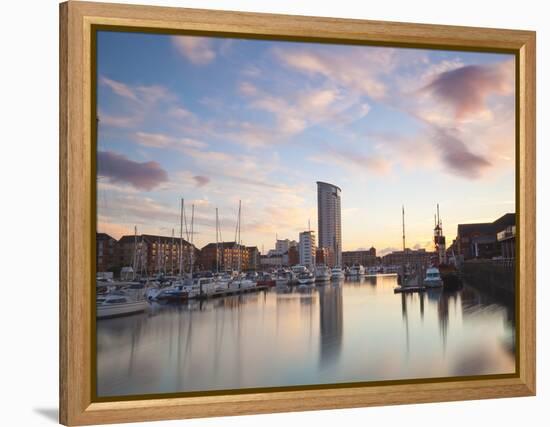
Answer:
314 265 331 282
230 273 256 289
194 276 217 296
297 271 315 285
214 272 232 292
257 272 276 287
275 270 293 286
331 267 345 280
155 282 190 301
96 292 148 319
423 267 443 288
348 264 365 277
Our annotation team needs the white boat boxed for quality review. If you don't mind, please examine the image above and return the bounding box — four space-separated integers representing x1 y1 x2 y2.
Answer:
348 264 365 277
314 265 331 282
214 273 232 291
331 267 345 280
96 293 148 319
230 272 256 289
275 270 292 286
423 267 443 288
155 282 190 301
195 277 217 296
297 271 315 285
291 265 308 275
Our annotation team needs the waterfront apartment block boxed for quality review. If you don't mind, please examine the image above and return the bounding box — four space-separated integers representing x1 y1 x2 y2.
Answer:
456 213 515 260
299 230 316 268
199 242 252 272
116 233 197 276
247 246 260 270
96 233 117 272
317 181 342 267
381 248 434 267
342 248 378 267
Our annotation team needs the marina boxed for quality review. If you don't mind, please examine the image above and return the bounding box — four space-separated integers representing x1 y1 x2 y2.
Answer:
96 274 515 397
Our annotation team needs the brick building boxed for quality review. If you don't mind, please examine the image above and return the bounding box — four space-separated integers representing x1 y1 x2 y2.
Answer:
199 242 251 272
96 233 117 273
381 248 434 267
117 233 197 276
342 248 377 267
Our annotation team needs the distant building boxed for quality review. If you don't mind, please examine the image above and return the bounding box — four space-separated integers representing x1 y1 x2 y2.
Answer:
457 213 515 260
288 245 299 266
316 247 331 265
342 249 378 267
497 226 516 259
260 254 284 268
246 246 260 270
117 233 196 276
199 242 251 272
317 182 342 267
275 239 298 255
96 233 117 273
299 230 316 268
382 248 434 267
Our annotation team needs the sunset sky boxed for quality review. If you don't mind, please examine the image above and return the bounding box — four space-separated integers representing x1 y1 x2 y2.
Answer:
96 31 515 254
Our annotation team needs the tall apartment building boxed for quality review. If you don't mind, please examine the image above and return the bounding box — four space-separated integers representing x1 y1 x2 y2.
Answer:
317 181 342 267
299 230 316 269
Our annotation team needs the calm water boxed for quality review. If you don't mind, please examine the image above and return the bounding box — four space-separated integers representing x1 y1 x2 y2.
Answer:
96 275 515 397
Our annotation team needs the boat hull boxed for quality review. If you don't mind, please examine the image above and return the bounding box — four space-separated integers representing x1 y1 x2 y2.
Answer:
97 300 148 319
423 279 443 288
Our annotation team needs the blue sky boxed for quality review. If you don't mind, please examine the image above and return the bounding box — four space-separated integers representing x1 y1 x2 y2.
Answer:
96 30 515 254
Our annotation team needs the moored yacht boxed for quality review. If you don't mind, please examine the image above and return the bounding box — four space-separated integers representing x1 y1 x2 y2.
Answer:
96 292 148 319
331 267 345 280
297 271 315 285
275 270 293 286
314 265 331 282
423 267 443 288
348 264 365 277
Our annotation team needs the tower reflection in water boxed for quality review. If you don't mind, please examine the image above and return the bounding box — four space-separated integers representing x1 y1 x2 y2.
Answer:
318 284 343 366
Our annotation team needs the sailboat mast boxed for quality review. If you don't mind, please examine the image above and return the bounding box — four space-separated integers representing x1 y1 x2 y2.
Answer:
238 200 242 273
179 198 183 278
190 204 195 276
402 205 406 251
132 225 137 280
171 228 174 275
215 207 219 274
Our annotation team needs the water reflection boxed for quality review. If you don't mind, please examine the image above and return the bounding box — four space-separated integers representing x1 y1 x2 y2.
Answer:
318 285 343 365
97 275 515 397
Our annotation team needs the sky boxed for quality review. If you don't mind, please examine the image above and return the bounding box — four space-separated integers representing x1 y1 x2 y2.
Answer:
96 30 515 255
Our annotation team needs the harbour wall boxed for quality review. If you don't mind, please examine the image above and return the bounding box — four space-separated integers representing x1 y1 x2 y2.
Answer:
460 259 515 298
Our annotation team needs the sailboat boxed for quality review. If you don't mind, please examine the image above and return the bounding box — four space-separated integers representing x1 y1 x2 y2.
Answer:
156 199 196 301
229 200 256 289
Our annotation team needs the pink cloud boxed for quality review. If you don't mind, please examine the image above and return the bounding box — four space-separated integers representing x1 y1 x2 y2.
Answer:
193 175 210 187
432 128 492 178
422 61 514 120
97 150 168 191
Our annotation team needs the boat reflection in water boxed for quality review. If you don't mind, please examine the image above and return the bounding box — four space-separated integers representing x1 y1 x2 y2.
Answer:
97 275 515 397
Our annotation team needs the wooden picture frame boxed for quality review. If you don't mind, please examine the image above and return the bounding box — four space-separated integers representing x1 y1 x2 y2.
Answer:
59 1 536 425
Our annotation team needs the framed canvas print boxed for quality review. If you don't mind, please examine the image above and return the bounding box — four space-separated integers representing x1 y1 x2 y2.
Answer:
59 1 536 425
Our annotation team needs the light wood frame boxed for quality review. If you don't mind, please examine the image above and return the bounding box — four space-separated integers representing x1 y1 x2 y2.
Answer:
59 1 536 425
